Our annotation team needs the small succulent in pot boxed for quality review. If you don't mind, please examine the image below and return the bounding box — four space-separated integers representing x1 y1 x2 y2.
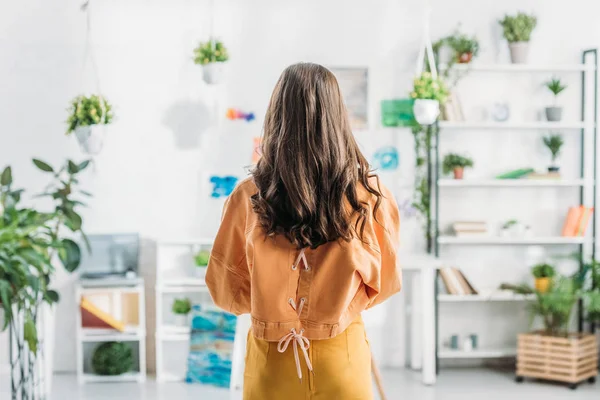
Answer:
447 33 479 64
498 12 537 64
442 153 473 179
194 249 211 278
542 133 564 173
66 94 114 154
172 298 192 327
532 263 556 294
544 78 567 122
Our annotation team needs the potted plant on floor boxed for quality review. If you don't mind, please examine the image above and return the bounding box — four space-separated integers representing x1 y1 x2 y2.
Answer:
442 153 473 179
447 33 480 64
67 94 114 155
542 133 564 173
410 72 449 125
531 263 556 293
172 298 192 327
498 12 537 64
545 78 567 122
194 249 210 279
193 39 229 85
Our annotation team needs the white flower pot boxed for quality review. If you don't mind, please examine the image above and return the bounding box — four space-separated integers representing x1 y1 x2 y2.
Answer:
74 125 105 155
413 99 440 125
174 314 189 327
508 42 530 64
202 62 226 85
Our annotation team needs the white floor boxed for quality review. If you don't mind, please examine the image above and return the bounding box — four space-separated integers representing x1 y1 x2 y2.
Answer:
3 368 598 400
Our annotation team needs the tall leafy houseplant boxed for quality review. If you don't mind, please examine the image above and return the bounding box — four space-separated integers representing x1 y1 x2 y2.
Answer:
66 95 114 155
498 12 537 64
193 39 229 85
542 134 564 172
0 159 91 400
545 78 567 122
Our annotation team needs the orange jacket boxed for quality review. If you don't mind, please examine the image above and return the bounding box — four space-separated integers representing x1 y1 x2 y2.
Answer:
206 178 401 341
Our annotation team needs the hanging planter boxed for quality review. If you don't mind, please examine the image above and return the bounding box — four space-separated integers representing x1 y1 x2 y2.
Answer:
66 94 114 155
193 39 229 85
410 72 449 125
413 99 440 125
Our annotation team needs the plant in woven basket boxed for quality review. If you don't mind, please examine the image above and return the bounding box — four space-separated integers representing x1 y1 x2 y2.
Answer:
66 94 113 134
193 39 229 65
92 342 134 376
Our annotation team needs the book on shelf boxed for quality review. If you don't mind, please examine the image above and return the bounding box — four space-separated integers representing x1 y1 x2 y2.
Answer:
439 267 478 295
561 206 594 237
495 168 535 180
452 221 487 236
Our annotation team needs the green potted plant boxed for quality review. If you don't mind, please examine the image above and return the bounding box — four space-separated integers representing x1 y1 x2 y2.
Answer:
66 94 114 155
442 153 473 179
194 249 210 278
172 298 192 327
410 72 449 125
447 33 480 64
92 342 134 376
193 39 229 84
532 263 556 293
498 12 537 64
542 134 564 173
545 78 567 122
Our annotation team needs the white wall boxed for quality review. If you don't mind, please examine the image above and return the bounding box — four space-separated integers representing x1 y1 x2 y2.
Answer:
0 0 599 373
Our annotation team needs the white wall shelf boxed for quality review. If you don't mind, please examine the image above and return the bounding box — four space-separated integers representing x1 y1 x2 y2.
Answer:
442 63 595 73
438 348 517 359
81 371 145 383
438 179 592 187
439 121 588 130
437 236 586 245
438 293 535 302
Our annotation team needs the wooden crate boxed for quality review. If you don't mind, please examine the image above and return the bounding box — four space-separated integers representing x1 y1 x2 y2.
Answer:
517 332 598 388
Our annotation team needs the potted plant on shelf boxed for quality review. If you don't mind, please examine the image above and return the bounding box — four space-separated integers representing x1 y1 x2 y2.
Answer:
92 342 134 376
66 94 113 155
447 33 480 64
410 72 449 125
545 78 567 122
531 263 556 293
442 153 473 179
172 298 192 327
542 133 564 173
194 249 210 279
193 39 229 85
498 12 537 64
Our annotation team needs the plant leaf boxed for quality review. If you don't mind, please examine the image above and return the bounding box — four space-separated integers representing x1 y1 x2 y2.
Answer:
80 231 92 253
24 314 38 354
32 159 54 173
0 281 12 330
58 239 81 272
67 160 79 174
1 166 12 186
64 209 82 231
45 290 60 304
77 160 91 172
80 190 93 197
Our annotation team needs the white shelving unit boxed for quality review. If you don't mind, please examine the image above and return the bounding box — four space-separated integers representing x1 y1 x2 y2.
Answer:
438 293 535 302
443 63 595 73
438 348 517 359
438 179 592 187
155 237 214 382
439 121 589 130
437 236 586 245
75 278 147 384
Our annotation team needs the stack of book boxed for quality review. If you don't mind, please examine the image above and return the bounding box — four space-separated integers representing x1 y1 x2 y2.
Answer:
562 206 594 237
439 267 478 295
452 221 488 237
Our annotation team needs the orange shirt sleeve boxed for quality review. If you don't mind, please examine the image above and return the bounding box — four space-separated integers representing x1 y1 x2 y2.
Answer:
205 187 251 315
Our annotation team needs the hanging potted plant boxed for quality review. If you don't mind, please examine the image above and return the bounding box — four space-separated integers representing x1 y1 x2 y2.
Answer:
542 133 564 173
545 78 567 122
193 39 229 85
410 72 449 125
447 33 480 64
194 249 210 279
172 298 192 327
498 12 537 64
66 94 114 155
531 263 556 293
442 153 473 179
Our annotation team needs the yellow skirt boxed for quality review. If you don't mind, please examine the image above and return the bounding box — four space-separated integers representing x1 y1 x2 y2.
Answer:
243 316 373 400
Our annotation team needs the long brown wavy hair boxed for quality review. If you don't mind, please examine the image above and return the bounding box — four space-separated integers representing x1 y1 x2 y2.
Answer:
251 63 382 249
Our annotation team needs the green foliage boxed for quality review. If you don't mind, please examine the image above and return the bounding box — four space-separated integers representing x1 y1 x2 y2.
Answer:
195 250 210 267
410 72 449 103
411 124 434 249
172 298 192 315
92 342 134 376
543 134 564 162
193 39 229 65
447 33 479 58
532 263 556 278
499 12 537 43
0 159 91 351
499 283 534 295
442 153 473 175
502 219 519 229
545 78 567 97
66 94 113 134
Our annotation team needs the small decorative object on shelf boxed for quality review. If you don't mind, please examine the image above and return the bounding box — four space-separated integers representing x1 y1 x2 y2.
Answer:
410 72 449 125
544 78 567 122
561 206 594 237
542 133 564 172
491 103 510 122
92 342 134 376
531 263 556 293
380 99 415 127
498 12 537 64
442 153 473 179
469 334 478 349
447 32 479 64
67 94 114 155
194 250 211 279
193 38 229 84
449 334 459 349
500 219 524 237
172 298 192 327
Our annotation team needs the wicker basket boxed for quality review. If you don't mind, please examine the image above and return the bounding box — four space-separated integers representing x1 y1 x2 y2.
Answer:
516 331 598 389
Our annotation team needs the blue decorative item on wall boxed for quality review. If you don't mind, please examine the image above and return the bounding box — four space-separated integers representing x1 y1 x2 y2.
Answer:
373 147 399 171
210 176 238 198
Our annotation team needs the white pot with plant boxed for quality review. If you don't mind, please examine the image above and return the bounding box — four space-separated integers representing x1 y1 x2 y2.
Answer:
193 39 229 85
543 133 564 173
499 12 537 64
66 94 114 155
545 78 566 122
172 298 192 327
442 153 473 180
194 249 210 279
410 72 449 125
